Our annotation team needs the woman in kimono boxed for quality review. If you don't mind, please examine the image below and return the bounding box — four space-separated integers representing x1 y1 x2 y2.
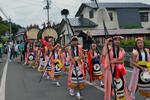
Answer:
51 43 62 87
102 34 131 100
88 42 104 87
68 36 85 99
128 37 150 100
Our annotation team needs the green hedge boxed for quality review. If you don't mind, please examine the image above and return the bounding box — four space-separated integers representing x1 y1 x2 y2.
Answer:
120 38 150 46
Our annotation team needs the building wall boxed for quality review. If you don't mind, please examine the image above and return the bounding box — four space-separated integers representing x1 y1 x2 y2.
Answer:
79 7 150 29
16 35 24 41
139 9 150 29
80 6 120 30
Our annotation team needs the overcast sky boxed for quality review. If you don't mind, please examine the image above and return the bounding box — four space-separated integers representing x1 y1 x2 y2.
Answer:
0 0 150 28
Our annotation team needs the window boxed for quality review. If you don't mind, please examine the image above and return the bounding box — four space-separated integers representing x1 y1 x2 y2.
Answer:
89 10 94 19
109 13 113 21
80 14 84 18
140 13 149 22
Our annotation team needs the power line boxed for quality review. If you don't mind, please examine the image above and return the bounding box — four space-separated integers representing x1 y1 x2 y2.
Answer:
15 0 42 6
5 1 43 10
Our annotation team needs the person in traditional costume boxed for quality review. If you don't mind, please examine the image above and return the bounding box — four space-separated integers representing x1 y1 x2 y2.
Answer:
67 36 85 99
38 38 47 74
27 39 36 68
102 34 131 100
51 43 62 87
35 42 41 68
82 47 88 79
44 38 53 79
88 42 104 87
128 37 150 100
62 44 71 75
101 36 112 67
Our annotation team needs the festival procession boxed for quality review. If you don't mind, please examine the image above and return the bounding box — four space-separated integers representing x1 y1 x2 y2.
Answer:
0 0 150 100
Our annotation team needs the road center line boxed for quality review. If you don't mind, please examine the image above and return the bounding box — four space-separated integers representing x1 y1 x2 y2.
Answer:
0 60 8 100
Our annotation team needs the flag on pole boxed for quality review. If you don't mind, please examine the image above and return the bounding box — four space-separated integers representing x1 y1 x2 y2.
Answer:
86 29 92 40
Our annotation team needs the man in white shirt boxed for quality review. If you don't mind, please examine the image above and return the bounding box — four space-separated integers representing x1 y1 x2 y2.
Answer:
7 41 11 62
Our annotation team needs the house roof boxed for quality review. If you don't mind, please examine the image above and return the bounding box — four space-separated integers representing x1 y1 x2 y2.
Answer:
17 28 26 34
75 2 150 17
58 18 98 32
79 29 150 36
68 18 98 27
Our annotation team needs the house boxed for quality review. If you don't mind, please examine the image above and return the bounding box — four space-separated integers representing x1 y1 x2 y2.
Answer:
75 2 150 29
15 28 25 41
78 29 150 48
58 2 150 46
58 18 98 45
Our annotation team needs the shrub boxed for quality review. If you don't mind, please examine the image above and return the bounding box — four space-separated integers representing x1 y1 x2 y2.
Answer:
120 38 150 46
2 38 9 43
122 23 143 29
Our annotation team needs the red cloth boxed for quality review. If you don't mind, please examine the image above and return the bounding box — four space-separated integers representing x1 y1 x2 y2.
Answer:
115 64 127 78
88 50 94 83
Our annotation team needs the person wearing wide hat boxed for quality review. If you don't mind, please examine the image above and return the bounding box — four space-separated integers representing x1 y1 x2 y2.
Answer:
128 37 150 100
103 34 131 100
67 36 85 99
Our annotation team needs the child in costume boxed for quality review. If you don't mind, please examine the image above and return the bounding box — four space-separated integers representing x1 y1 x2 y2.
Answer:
62 44 70 75
102 34 131 100
88 42 104 87
44 38 53 79
101 36 112 68
51 43 62 87
82 47 88 79
27 39 36 68
35 42 41 68
68 36 85 99
128 37 150 100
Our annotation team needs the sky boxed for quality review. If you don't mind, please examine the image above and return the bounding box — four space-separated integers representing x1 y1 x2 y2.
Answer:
0 0 150 28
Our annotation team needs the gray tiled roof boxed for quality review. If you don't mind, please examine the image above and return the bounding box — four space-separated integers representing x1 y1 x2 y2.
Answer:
75 2 150 17
85 2 150 9
68 18 98 27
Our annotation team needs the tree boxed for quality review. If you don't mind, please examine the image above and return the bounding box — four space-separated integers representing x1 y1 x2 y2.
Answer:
2 38 9 43
0 16 9 39
0 16 23 40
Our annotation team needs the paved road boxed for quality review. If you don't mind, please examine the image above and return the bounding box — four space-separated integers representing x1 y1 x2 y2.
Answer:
0 54 7 86
0 56 148 100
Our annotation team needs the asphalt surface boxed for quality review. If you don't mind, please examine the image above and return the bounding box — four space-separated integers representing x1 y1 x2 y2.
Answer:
0 54 7 86
0 55 148 100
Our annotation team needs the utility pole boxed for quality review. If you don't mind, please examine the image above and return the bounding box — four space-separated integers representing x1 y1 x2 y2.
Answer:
9 17 11 41
43 0 51 22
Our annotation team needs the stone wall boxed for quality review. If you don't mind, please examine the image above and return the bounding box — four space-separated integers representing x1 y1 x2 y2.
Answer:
97 45 150 62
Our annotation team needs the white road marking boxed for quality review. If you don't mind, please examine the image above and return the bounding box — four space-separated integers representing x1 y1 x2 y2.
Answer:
0 60 8 100
86 80 105 92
